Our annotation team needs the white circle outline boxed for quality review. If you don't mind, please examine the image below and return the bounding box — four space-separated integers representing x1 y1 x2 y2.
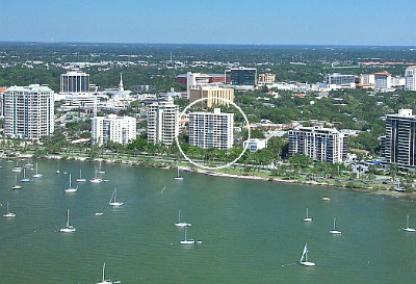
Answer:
175 97 251 170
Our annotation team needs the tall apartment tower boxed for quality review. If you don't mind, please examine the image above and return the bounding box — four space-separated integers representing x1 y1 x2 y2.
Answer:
146 98 179 146
188 108 234 150
60 71 90 93
91 114 136 146
405 66 416 91
3 84 54 140
288 126 346 164
384 109 416 168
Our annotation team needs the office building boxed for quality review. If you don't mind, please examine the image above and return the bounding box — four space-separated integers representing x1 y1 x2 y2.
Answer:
91 114 136 146
189 85 234 108
225 67 257 86
176 72 226 98
189 108 234 150
374 71 392 91
405 66 416 91
325 73 356 87
146 97 179 146
288 126 346 163
60 71 90 93
384 109 416 168
358 74 375 89
3 84 54 140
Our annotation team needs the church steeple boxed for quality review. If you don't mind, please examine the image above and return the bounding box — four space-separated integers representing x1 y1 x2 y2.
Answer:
119 72 124 91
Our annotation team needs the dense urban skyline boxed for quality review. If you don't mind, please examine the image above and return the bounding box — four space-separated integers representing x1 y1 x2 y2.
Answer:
1 0 416 46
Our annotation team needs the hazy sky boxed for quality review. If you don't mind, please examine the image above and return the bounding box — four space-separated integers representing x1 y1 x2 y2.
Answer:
1 0 415 45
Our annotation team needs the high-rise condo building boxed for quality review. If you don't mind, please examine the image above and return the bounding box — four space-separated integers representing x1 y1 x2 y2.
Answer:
146 97 179 146
288 126 347 163
3 84 54 140
405 66 416 91
188 108 234 150
189 85 234 108
91 114 136 146
60 71 90 93
384 109 416 168
225 67 257 86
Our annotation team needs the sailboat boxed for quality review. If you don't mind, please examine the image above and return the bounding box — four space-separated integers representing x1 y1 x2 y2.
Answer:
402 215 416 232
174 166 184 181
12 175 23 190
298 243 316 266
65 173 78 193
32 162 43 179
96 263 120 284
90 170 103 184
109 188 124 207
180 226 195 245
303 208 312 222
97 160 105 175
76 168 86 183
329 217 342 234
59 208 76 233
12 161 22 173
3 202 16 218
175 210 191 228
20 167 30 182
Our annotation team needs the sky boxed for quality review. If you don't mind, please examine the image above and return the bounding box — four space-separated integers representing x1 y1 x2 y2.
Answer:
1 0 416 46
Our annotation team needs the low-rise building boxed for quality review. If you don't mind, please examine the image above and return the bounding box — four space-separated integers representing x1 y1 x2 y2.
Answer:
243 138 267 152
258 73 276 85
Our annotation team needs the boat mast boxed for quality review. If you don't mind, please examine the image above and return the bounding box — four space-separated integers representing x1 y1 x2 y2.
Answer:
66 209 70 227
102 262 106 282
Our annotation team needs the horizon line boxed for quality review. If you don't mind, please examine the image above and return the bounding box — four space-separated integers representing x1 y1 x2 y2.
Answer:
0 40 416 48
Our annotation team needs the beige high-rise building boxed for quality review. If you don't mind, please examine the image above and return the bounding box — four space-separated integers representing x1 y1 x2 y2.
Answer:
4 84 54 140
189 85 234 108
146 97 179 146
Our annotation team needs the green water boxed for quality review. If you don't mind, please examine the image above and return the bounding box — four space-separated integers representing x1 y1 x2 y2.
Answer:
0 159 415 283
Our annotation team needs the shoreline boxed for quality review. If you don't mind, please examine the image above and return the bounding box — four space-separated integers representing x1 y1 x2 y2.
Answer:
4 153 415 200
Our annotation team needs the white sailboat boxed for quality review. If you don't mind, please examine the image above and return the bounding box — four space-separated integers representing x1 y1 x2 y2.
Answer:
97 160 105 175
32 162 43 179
299 243 316 266
175 210 191 228
303 208 312 222
180 226 195 245
12 161 22 173
174 166 184 181
12 175 23 190
65 173 78 193
96 263 119 284
20 167 30 182
402 215 416 232
109 188 124 207
59 208 76 233
3 202 16 218
90 170 103 184
329 217 342 234
76 168 86 183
